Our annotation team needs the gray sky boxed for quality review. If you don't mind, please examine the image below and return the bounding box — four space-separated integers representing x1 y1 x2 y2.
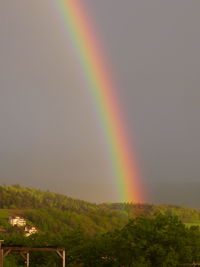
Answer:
0 0 200 207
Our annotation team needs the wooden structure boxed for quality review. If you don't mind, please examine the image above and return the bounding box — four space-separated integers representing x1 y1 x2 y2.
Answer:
0 241 65 267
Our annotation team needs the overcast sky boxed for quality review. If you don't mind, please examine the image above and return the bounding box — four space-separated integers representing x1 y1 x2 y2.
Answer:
0 0 200 207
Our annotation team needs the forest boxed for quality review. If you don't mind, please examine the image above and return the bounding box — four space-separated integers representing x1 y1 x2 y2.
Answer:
0 185 200 266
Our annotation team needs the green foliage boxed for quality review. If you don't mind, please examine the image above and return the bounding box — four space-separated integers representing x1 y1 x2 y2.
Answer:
76 214 200 267
1 185 200 266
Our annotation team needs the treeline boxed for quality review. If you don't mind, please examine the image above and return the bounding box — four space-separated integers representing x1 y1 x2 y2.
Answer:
0 184 98 212
1 214 200 266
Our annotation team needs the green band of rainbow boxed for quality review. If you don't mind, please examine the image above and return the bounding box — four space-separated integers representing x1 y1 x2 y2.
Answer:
54 0 143 202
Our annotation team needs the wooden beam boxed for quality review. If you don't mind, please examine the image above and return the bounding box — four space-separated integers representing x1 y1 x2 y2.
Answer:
56 251 63 259
3 250 11 258
20 252 27 260
3 247 65 252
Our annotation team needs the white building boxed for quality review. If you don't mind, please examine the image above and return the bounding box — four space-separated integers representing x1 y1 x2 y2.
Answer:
9 216 26 227
24 226 38 237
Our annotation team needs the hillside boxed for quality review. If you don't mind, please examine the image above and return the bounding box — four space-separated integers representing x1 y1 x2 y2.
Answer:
0 184 200 236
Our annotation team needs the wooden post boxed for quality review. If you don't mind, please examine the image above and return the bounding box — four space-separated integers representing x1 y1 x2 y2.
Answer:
0 250 3 267
0 240 4 267
62 250 65 267
26 252 30 267
56 250 66 267
20 252 30 266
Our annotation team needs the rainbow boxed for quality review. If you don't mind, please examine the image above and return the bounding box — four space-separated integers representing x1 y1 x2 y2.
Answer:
53 0 143 202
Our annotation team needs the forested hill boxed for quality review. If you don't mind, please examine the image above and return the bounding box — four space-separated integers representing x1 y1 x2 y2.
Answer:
0 184 97 212
0 184 200 236
1 185 200 266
